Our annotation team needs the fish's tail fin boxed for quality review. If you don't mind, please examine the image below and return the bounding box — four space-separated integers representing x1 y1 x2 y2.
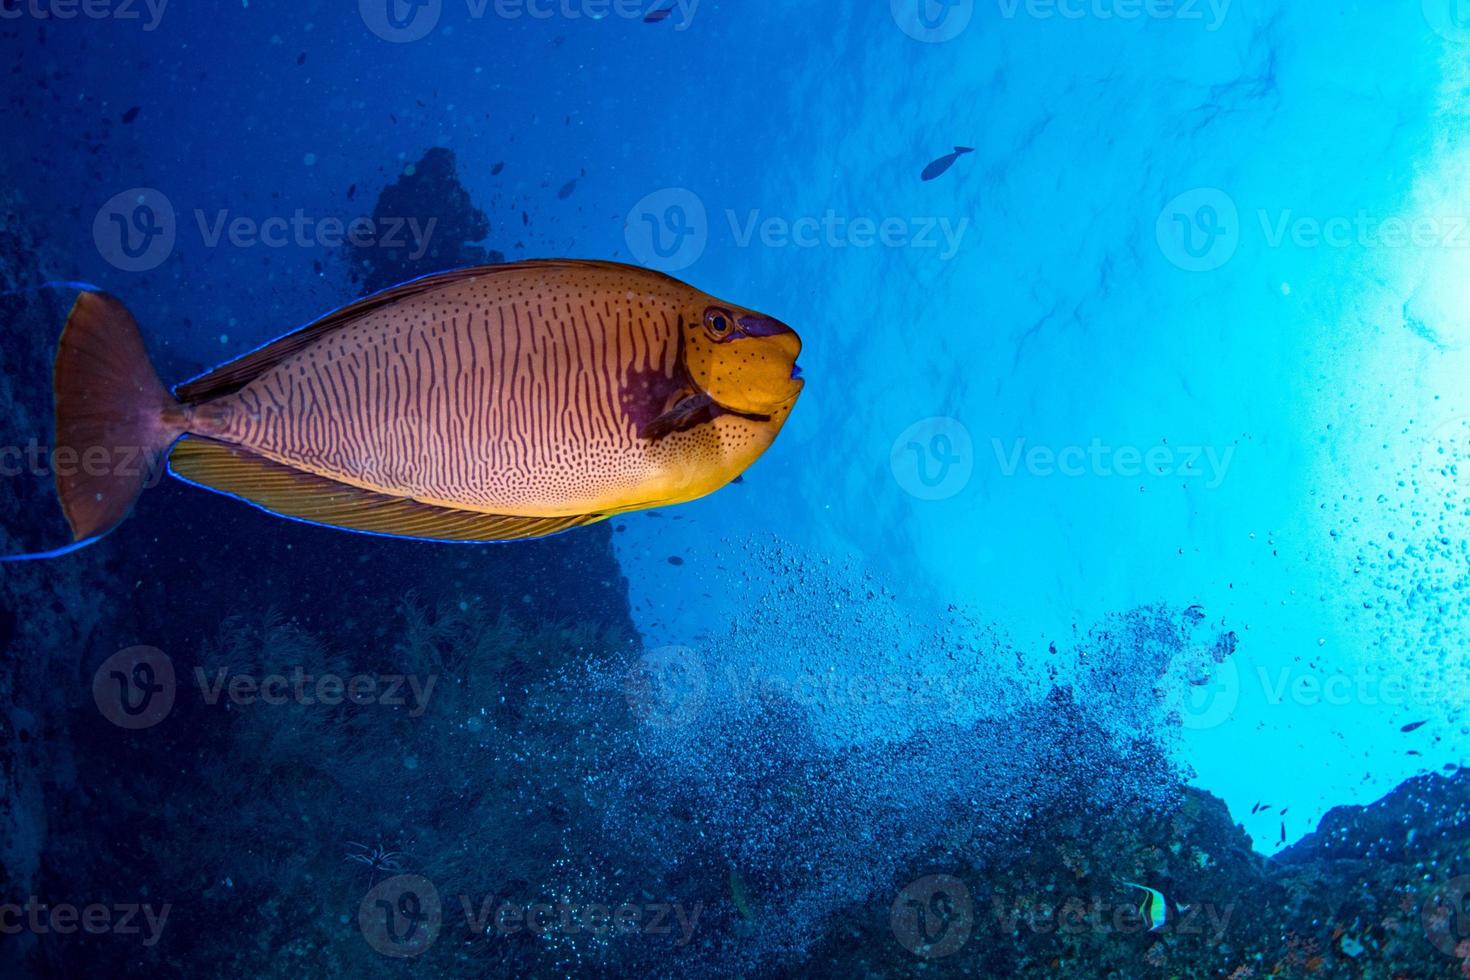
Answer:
51 291 182 542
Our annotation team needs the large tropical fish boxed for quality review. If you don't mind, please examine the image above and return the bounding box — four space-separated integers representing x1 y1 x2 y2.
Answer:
42 260 804 547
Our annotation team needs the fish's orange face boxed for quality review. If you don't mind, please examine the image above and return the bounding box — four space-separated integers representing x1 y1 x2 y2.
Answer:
682 303 804 416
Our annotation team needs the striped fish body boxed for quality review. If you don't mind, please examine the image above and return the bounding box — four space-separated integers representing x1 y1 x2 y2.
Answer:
44 262 801 545
192 263 792 518
45 261 802 544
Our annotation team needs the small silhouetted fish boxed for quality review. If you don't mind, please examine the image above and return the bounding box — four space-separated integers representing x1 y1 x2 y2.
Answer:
522 212 529 226
1401 720 1427 732
121 105 140 124
667 556 684 566
1278 821 1286 845
1408 749 1422 756
491 161 505 175
921 145 973 181
558 178 577 199
645 5 674 22
296 52 306 66
347 183 356 200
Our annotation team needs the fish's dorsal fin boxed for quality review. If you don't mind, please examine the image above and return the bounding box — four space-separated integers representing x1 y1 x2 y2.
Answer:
174 260 670 404
168 437 607 542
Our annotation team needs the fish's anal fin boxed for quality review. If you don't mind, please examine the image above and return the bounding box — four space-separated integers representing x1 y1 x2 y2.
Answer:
168 437 606 542
640 391 713 441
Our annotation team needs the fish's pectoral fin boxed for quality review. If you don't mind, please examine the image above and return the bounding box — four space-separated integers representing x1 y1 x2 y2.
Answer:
169 437 606 542
640 391 714 441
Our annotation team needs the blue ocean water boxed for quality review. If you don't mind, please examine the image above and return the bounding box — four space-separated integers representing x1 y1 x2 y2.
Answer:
3 1 1470 976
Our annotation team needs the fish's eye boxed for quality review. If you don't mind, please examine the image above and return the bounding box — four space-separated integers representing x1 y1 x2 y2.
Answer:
703 307 734 339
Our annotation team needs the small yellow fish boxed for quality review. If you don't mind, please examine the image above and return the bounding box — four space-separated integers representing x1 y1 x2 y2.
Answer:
1121 880 1168 932
37 260 803 550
